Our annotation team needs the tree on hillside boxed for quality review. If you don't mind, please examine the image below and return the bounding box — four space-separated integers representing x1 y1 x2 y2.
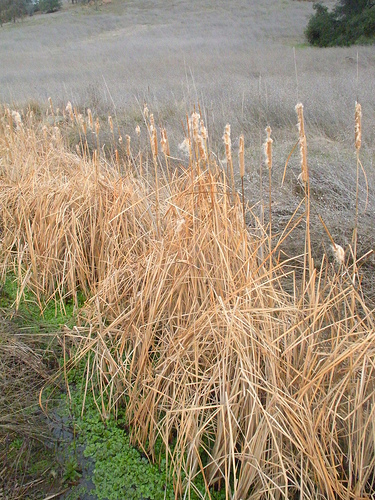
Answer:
336 0 374 17
0 0 31 24
306 0 375 46
39 0 62 13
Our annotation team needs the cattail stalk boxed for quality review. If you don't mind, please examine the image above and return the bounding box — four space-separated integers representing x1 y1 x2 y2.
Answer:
352 102 362 293
296 103 313 299
239 134 245 227
223 124 235 203
353 102 362 257
264 126 273 272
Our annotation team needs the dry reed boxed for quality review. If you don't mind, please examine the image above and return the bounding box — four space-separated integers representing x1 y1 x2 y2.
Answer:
0 104 374 500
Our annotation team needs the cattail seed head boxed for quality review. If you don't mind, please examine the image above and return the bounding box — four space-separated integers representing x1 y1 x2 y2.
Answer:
264 126 273 170
11 111 23 131
223 124 232 164
108 115 114 134
331 243 345 265
178 137 191 157
355 101 362 152
87 109 93 130
95 117 100 136
149 115 158 157
126 135 131 156
135 125 141 136
143 104 149 119
48 97 54 115
66 101 74 122
160 128 170 156
200 119 208 140
295 103 308 183
197 135 206 161
191 112 200 142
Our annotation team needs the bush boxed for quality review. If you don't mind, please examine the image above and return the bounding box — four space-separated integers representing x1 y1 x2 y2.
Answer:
305 4 339 46
305 1 375 47
38 0 61 13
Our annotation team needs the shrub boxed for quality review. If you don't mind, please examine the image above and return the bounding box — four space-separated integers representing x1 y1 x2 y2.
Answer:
38 0 61 13
305 1 375 47
305 4 339 47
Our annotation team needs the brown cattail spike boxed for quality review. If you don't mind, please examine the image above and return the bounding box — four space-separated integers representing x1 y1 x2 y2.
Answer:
95 118 100 136
160 128 170 156
295 103 308 183
355 102 362 152
108 115 114 135
87 109 93 130
264 126 273 170
126 135 131 157
331 243 345 265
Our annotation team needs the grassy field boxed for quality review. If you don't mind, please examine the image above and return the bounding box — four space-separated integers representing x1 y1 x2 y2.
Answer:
1 1 375 499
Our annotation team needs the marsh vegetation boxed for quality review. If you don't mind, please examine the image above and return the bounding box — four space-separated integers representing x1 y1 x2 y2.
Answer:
0 1 375 498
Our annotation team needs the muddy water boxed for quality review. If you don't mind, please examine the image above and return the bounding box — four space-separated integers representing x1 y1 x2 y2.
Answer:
47 405 99 500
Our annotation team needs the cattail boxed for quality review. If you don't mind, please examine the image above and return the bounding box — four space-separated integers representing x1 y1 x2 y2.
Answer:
331 243 345 265
355 101 362 152
143 104 149 119
295 103 308 183
223 124 232 164
149 114 158 157
48 97 54 116
95 117 100 136
108 115 114 135
264 126 273 170
197 135 206 161
135 125 141 136
66 101 74 122
191 112 200 143
126 135 131 157
160 128 170 156
178 137 190 157
87 109 93 130
11 111 23 131
200 119 207 140
239 134 245 178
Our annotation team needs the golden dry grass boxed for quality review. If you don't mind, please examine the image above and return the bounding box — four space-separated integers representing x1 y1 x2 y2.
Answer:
0 104 374 499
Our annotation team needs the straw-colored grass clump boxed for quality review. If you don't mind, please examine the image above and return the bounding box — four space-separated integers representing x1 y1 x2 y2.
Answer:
0 104 374 499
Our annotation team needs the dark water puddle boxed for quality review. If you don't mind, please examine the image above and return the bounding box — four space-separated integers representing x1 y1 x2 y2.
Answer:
47 404 100 500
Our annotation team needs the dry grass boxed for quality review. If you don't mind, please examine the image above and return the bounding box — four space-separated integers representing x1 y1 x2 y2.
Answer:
0 103 375 499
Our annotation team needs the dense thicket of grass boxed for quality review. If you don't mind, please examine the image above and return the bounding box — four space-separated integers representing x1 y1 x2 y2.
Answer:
1 103 375 499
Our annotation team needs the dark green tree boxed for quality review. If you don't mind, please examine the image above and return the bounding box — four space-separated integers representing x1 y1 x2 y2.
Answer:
305 0 375 46
0 0 31 24
38 0 61 13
